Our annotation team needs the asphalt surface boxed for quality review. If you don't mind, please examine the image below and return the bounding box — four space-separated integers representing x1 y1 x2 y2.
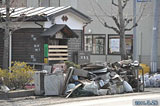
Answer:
52 93 160 106
0 88 160 106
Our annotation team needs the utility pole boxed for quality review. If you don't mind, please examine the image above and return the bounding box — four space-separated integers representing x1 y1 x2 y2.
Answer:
151 0 160 73
3 0 10 69
133 0 137 61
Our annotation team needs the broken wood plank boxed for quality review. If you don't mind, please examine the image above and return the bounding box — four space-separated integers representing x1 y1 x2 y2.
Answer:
65 83 82 98
62 67 74 95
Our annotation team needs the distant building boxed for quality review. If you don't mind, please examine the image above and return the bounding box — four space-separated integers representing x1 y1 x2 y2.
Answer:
0 6 91 68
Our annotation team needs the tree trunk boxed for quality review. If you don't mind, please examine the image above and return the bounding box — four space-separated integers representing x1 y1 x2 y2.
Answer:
3 0 10 69
118 0 127 60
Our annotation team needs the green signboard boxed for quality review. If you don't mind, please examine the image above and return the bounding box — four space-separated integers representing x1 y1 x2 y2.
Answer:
44 44 48 57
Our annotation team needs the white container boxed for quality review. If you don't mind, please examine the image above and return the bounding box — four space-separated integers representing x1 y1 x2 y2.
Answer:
34 71 46 95
44 73 64 96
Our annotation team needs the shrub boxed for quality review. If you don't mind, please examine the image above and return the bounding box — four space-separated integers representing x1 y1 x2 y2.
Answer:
0 62 34 89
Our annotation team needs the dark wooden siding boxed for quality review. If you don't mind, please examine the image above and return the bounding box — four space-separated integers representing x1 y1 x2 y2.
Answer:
0 28 82 68
12 28 45 63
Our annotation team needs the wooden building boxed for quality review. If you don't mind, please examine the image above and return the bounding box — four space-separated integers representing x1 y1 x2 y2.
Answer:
0 6 92 68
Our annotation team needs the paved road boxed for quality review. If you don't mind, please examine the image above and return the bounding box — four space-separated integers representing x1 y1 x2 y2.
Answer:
0 88 160 106
51 93 160 106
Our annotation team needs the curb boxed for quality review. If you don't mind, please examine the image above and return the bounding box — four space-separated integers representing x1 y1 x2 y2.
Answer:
0 89 34 99
31 90 160 106
45 91 160 105
0 88 160 101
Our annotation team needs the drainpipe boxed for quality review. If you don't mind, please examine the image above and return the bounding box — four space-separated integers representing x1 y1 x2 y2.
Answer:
82 24 87 51
150 0 160 73
9 31 12 72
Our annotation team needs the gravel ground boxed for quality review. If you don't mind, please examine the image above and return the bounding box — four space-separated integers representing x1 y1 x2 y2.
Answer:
0 88 160 106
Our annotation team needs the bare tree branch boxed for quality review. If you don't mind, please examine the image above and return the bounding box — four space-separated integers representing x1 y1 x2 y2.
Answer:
104 22 120 34
94 0 112 18
89 0 106 26
90 0 119 34
136 3 146 23
9 9 15 16
112 0 118 7
124 18 133 27
122 0 129 9
125 3 147 32
111 16 120 29
125 23 137 31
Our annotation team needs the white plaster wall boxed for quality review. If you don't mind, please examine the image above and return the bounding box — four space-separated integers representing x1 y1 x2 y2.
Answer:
54 12 85 30
60 0 77 9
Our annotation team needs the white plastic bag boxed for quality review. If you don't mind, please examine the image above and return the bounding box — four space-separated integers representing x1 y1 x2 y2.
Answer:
1 85 10 93
149 76 156 87
153 74 160 87
143 74 150 87
123 81 133 92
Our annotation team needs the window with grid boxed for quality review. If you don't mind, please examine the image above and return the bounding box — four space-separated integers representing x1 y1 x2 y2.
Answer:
85 34 106 55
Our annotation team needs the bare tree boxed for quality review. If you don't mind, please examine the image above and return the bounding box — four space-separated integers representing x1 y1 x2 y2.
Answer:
90 0 146 60
0 0 35 69
2 0 10 69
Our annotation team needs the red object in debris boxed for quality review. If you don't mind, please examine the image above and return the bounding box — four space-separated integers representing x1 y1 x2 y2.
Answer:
25 84 35 89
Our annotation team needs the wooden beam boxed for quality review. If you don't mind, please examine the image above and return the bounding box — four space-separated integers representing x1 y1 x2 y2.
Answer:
48 53 68 56
48 49 68 52
48 45 68 49
48 58 68 61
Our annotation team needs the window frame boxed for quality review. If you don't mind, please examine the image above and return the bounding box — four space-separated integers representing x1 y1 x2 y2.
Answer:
85 34 106 55
108 34 133 55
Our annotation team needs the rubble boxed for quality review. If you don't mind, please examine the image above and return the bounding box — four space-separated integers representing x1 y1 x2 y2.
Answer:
34 60 145 98
144 73 160 87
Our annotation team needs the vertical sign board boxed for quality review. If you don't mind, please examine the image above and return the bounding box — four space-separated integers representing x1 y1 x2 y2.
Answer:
44 44 48 63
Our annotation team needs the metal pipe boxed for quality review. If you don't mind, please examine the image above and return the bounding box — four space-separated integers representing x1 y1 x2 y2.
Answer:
9 31 12 72
142 67 144 91
150 0 160 73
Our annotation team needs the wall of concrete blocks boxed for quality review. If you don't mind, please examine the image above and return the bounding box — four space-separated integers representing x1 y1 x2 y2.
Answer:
67 30 82 63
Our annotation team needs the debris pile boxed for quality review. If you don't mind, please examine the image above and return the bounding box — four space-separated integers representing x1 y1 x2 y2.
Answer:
62 60 144 98
34 60 145 98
